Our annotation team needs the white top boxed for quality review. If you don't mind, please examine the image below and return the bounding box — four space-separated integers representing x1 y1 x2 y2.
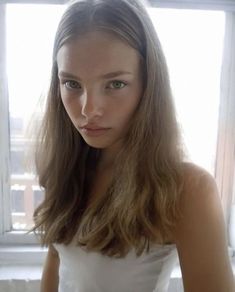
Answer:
54 242 178 292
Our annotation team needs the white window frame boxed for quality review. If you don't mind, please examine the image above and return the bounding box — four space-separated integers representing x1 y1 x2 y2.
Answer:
0 3 11 238
215 11 235 225
150 0 235 11
0 0 235 264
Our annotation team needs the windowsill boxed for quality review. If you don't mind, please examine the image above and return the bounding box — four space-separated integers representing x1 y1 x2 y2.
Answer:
0 264 42 281
0 245 47 265
0 231 39 245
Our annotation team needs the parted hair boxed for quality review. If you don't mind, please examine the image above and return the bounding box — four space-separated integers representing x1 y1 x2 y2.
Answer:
33 0 185 258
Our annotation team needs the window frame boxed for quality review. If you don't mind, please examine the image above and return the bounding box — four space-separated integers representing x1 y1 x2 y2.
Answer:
215 11 235 226
149 0 235 11
0 3 11 238
0 1 235 258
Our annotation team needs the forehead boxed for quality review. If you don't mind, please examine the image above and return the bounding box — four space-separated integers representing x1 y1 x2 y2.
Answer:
56 31 141 76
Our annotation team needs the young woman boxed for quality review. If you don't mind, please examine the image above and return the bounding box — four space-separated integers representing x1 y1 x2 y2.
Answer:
33 0 235 291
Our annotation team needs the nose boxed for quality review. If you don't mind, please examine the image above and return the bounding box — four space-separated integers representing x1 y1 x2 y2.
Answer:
81 89 104 119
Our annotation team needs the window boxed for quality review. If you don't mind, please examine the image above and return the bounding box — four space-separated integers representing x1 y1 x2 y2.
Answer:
6 4 65 230
148 8 225 174
11 187 25 213
0 1 234 252
33 187 44 210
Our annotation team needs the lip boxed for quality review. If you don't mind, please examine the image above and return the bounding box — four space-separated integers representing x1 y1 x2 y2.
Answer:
80 126 111 137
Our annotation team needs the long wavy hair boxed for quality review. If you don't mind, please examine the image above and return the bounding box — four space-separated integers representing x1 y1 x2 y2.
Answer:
33 0 185 258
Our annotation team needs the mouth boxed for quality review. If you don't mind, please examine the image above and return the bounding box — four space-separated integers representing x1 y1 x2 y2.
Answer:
79 126 111 137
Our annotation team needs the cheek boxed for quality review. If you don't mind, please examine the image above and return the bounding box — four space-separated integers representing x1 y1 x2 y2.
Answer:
127 91 142 113
61 96 71 114
61 94 81 120
117 97 140 123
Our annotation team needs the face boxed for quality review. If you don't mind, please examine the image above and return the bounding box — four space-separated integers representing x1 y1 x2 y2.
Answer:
57 31 143 151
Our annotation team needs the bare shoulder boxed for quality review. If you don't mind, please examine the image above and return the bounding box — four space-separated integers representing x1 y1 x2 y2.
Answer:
176 161 223 236
173 162 235 292
176 162 220 223
174 161 222 243
41 244 59 292
49 244 59 257
181 161 216 194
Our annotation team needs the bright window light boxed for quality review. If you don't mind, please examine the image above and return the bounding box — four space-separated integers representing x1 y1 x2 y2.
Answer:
148 8 225 173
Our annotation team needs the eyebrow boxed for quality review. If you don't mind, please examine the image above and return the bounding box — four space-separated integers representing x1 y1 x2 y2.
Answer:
58 70 133 79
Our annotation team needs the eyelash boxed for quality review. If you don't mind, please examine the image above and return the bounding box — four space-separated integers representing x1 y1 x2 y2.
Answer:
63 80 81 90
61 80 127 91
106 80 127 89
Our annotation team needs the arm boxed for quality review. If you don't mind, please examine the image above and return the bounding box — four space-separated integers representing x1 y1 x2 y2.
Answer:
173 164 235 292
41 244 60 292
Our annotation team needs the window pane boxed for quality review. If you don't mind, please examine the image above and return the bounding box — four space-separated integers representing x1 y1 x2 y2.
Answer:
7 4 65 230
11 187 25 213
33 187 44 209
148 8 225 174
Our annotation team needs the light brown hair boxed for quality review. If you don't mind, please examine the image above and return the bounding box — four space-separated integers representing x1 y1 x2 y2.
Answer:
33 0 185 258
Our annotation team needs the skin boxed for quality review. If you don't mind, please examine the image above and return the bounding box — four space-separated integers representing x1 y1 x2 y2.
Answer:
57 31 143 167
173 163 235 292
41 245 59 292
41 31 235 292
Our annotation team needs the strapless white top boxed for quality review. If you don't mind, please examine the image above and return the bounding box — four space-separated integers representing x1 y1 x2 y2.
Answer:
53 242 178 292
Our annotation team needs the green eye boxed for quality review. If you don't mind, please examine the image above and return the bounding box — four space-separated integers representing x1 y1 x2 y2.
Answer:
65 80 81 90
109 81 126 89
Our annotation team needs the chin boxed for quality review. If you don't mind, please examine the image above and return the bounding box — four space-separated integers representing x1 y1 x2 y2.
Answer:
82 138 109 149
